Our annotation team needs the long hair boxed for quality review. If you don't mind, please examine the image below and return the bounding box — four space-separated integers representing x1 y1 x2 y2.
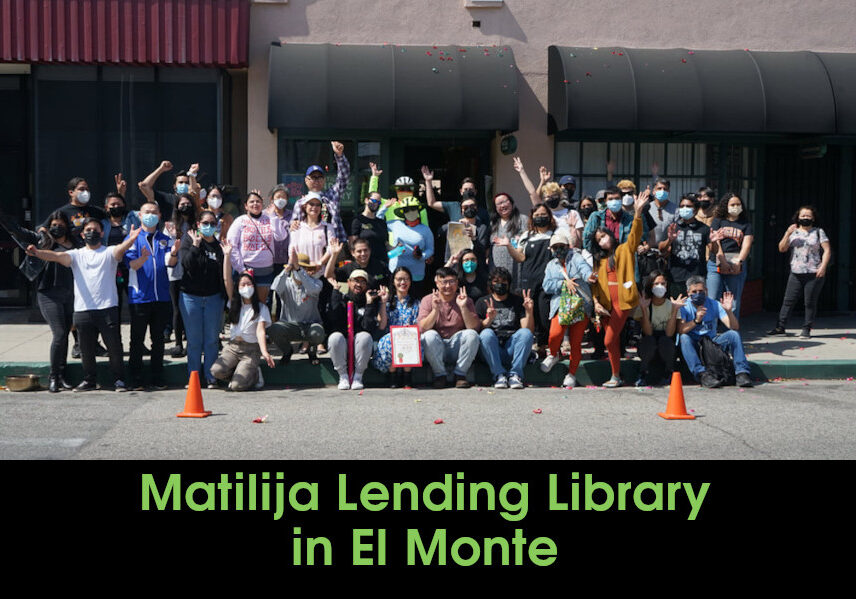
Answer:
792 205 820 228
44 210 74 248
590 227 619 270
528 203 556 232
490 193 522 238
388 266 416 311
229 272 260 325
172 192 198 234
714 192 748 222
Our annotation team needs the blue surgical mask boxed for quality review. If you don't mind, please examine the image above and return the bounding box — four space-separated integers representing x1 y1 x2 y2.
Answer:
654 189 669 202
176 183 190 195
690 291 706 306
141 213 159 228
607 199 622 213
462 260 477 274
678 207 695 220
199 223 216 238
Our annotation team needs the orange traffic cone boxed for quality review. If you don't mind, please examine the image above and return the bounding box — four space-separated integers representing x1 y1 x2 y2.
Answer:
658 371 695 420
177 371 212 418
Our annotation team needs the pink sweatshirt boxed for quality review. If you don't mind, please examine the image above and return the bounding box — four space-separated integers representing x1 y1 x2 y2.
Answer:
227 213 288 273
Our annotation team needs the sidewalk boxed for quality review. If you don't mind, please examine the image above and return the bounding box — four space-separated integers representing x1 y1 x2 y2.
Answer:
1 307 854 388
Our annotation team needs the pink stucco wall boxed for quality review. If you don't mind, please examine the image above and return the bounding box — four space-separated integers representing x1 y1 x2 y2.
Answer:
247 0 856 204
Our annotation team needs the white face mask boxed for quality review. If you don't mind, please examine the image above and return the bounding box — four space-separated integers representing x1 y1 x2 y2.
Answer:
238 285 254 299
207 196 222 210
274 198 287 210
652 284 667 298
77 190 90 205
728 205 743 216
621 194 635 206
598 236 611 250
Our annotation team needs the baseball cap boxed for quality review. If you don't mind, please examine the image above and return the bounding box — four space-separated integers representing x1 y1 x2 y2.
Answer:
348 269 369 281
549 230 572 247
595 189 608 200
305 165 324 177
559 175 576 186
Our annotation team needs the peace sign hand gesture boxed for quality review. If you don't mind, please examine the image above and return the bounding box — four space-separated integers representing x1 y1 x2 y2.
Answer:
456 286 469 309
522 289 534 312
485 297 497 321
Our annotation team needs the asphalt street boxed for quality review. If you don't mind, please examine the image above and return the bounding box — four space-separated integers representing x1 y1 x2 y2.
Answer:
2 379 854 460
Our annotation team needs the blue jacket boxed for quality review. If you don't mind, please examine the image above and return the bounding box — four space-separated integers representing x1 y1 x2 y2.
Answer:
124 229 174 304
542 251 593 319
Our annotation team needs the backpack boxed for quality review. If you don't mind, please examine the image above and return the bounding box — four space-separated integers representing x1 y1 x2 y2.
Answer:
697 336 736 386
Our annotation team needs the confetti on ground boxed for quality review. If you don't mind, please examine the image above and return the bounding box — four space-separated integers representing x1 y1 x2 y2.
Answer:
358 390 364 395
533 409 542 414
252 414 268 424
433 419 444 425
414 399 422 403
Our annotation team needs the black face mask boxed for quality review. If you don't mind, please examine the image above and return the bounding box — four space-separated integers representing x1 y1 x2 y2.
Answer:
698 200 711 210
552 246 570 261
108 206 126 218
83 231 101 246
49 225 67 239
579 206 594 219
798 218 814 227
545 197 561 209
462 206 478 219
533 215 550 228
179 204 194 214
491 282 509 296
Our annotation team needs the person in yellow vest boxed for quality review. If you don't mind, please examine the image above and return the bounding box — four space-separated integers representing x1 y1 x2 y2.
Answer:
588 187 651 387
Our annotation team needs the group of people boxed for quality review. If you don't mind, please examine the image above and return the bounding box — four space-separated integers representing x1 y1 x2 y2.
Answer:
6 140 832 392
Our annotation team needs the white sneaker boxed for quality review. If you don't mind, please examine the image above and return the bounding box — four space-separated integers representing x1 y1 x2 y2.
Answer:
351 373 364 391
255 368 264 390
540 354 560 373
562 373 577 389
494 374 508 389
338 374 351 390
508 374 524 389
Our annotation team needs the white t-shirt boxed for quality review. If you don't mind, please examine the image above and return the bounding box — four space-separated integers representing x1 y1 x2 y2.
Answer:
551 208 585 233
68 245 120 312
229 302 272 343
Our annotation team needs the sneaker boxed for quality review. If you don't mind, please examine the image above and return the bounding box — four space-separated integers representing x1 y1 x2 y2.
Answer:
255 368 264 390
95 343 109 357
351 373 364 391
562 373 577 389
151 382 167 391
455 375 471 389
74 380 98 392
494 374 509 389
767 325 786 335
540 354 560 373
736 372 754 388
602 376 622 388
699 371 721 388
170 345 186 358
338 374 351 390
71 344 81 359
114 380 127 392
207 381 218 389
799 327 811 339
508 374 524 390
432 376 446 389
634 376 647 388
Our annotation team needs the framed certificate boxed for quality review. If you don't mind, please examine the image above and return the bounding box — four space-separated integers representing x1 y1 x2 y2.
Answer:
390 325 423 368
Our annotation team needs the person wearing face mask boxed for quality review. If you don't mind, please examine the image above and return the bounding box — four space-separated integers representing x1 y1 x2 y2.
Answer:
202 184 234 240
179 211 226 388
265 183 294 322
349 162 390 266
163 194 197 358
659 195 711 298
211 254 275 391
582 187 643 256
537 182 584 237
386 196 433 295
100 192 141 350
447 248 488 303
40 177 106 239
679 276 753 388
540 230 593 389
0 209 81 392
576 196 597 227
123 202 179 390
475 268 535 389
27 218 141 392
290 141 350 242
559 175 577 206
268 250 326 368
769 206 831 339
707 193 754 317
139 160 201 222
588 190 651 387
440 195 490 266
632 271 683 387
645 178 677 246
422 165 487 223
695 187 717 227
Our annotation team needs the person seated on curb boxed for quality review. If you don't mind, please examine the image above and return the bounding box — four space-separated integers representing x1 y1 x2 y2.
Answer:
268 250 326 367
211 242 276 391
328 269 381 391
632 270 682 387
475 267 535 389
678 275 753 388
418 267 481 389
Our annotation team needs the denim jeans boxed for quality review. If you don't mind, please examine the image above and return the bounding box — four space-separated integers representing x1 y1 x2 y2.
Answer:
179 292 225 384
679 330 750 378
478 327 534 380
706 261 748 318
421 329 480 379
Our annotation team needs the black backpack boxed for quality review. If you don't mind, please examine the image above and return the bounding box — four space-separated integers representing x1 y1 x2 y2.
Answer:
697 336 736 386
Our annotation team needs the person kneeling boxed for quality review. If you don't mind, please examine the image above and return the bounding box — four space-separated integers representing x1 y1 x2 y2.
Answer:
476 268 535 389
633 271 682 387
678 275 752 388
328 270 380 390
211 242 275 391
